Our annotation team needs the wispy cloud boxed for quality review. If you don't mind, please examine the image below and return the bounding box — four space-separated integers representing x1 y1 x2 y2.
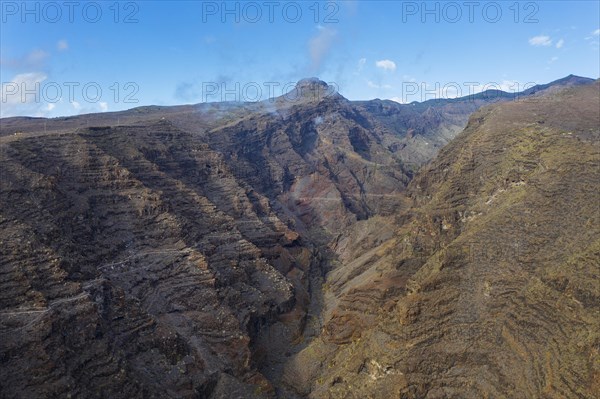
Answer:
555 39 564 49
375 59 396 72
389 96 406 104
1 49 50 69
367 80 392 89
585 29 600 48
174 81 198 102
308 25 337 72
528 35 552 47
57 40 69 51
357 58 366 71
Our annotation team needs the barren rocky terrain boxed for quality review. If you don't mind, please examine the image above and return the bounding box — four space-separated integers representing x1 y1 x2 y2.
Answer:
283 81 600 399
1 77 598 398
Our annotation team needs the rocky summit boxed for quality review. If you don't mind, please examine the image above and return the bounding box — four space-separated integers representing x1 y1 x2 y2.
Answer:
0 77 598 399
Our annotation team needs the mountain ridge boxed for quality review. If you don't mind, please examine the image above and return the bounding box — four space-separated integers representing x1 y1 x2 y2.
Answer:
0 76 598 398
282 81 600 398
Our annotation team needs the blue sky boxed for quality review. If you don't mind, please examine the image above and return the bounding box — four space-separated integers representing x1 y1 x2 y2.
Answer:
1 0 599 117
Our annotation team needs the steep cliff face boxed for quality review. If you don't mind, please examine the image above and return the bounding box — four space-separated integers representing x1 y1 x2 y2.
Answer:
203 90 412 235
0 80 413 398
0 119 312 398
285 81 599 399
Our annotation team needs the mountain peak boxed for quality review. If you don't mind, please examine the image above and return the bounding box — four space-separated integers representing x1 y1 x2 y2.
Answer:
276 77 340 103
296 77 329 88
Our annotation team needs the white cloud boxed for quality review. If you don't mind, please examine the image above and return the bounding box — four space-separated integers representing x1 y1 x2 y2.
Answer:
99 102 108 112
71 101 81 110
57 40 69 51
375 59 396 72
308 26 337 72
528 35 552 46
555 39 564 48
389 96 406 104
585 30 600 47
0 72 49 117
548 56 559 64
367 80 392 89
358 58 366 71
46 103 56 111
1 72 47 104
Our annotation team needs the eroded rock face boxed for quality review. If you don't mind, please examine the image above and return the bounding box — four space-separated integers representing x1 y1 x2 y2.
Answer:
286 82 600 399
1 77 598 398
0 120 309 398
0 79 413 398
